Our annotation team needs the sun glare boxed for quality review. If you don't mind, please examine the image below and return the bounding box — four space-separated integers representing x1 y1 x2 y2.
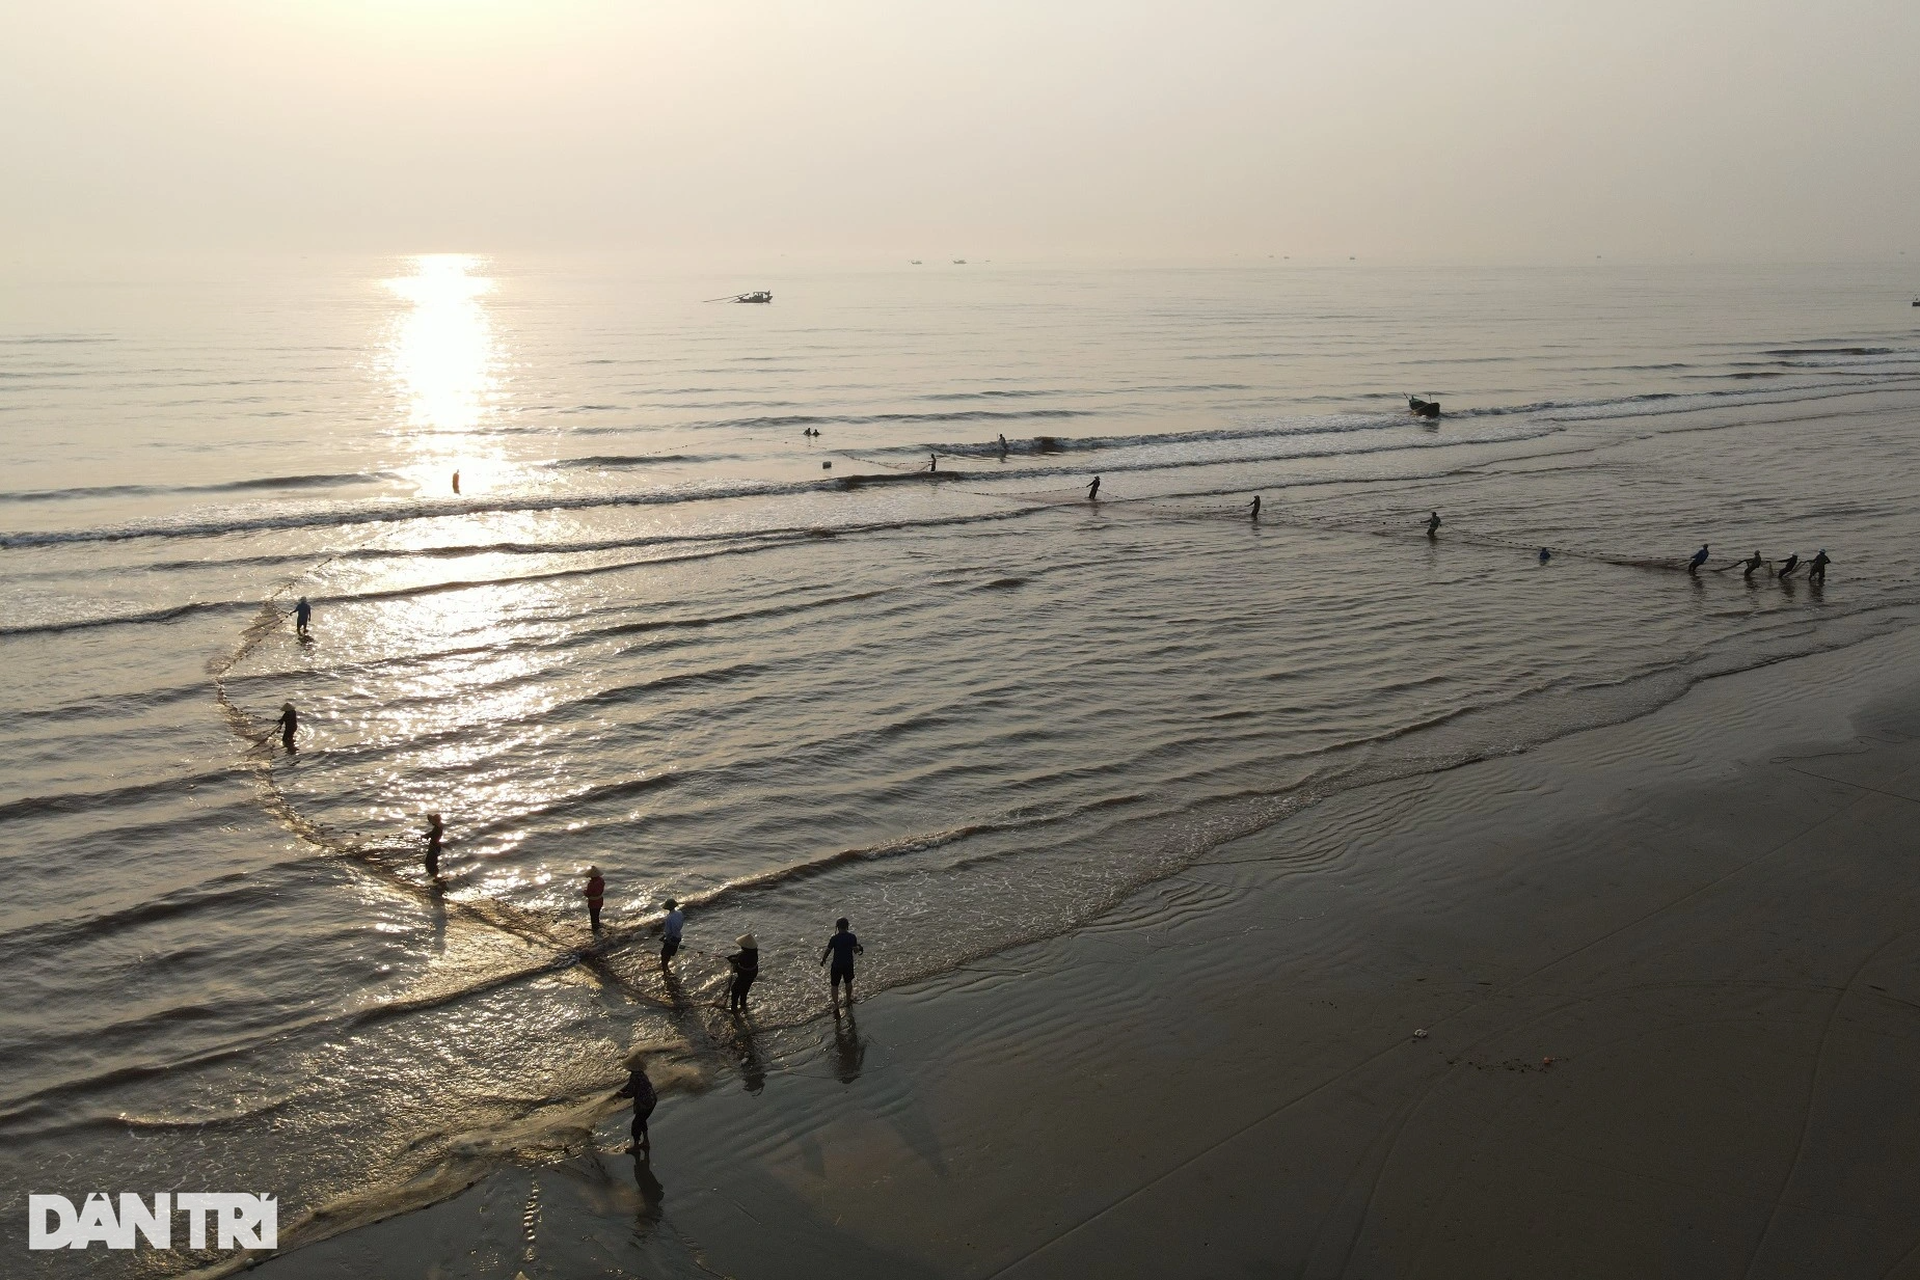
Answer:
382 254 502 489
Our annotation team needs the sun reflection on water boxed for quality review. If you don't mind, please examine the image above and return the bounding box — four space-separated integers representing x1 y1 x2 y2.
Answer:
382 254 503 489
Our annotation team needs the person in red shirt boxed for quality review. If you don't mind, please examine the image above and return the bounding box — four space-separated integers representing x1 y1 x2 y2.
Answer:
583 866 606 931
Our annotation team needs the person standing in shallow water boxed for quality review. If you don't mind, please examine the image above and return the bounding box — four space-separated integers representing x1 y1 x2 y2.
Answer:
727 933 759 1012
1809 549 1831 584
615 1048 656 1154
424 813 443 878
1087 476 1101 501
1249 495 1261 521
1741 550 1768 581
583 866 606 932
1688 544 1711 574
274 702 298 753
819 917 864 1009
660 898 684 967
1776 553 1800 579
294 596 311 636
1426 510 1441 539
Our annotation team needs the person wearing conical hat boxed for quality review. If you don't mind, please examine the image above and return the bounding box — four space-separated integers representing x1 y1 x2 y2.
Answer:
274 702 298 753
615 1047 657 1153
726 933 759 1012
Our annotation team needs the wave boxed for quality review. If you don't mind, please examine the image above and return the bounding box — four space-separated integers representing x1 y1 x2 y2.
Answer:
0 597 253 638
0 471 397 504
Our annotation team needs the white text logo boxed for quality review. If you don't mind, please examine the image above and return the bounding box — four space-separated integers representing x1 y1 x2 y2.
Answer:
27 1193 277 1250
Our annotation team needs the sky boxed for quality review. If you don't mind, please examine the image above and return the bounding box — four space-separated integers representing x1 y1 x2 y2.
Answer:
3 0 1917 263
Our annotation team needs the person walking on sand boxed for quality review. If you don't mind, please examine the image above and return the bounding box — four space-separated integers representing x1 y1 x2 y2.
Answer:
1087 476 1101 501
424 813 444 878
274 702 298 753
583 866 606 932
1426 510 1441 540
1249 495 1261 521
1688 544 1711 575
819 917 865 1009
294 596 311 636
727 933 759 1012
660 899 684 966
615 1048 657 1154
1810 549 1831 584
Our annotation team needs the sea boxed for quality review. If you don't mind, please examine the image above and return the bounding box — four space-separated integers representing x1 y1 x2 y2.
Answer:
3 256 1918 1273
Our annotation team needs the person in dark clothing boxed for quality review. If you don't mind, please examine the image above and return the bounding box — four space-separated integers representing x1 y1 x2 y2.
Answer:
1087 476 1101 501
998 434 1009 458
615 1049 657 1153
727 933 759 1012
583 866 606 932
1248 495 1261 521
424 813 443 878
1776 553 1800 579
452 470 460 494
275 703 298 753
929 453 938 473
1688 544 1711 574
1426 511 1441 540
1810 549 1831 584
294 597 311 636
1538 547 1552 564
819 917 865 1009
1741 550 1768 581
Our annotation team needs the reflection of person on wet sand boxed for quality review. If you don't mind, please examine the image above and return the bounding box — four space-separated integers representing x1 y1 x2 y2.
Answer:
615 1048 656 1153
833 1011 866 1084
632 1148 665 1229
273 702 298 753
729 1020 767 1094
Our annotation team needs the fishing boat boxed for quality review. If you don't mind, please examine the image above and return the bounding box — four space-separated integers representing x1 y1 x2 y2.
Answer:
952 259 967 265
705 290 773 304
1408 395 1441 419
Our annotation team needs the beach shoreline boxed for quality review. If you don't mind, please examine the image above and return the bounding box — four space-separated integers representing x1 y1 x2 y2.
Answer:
253 621 1920 1279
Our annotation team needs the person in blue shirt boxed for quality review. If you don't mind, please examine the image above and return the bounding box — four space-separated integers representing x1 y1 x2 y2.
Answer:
294 596 311 636
819 917 865 1010
1688 544 1710 574
659 899 684 967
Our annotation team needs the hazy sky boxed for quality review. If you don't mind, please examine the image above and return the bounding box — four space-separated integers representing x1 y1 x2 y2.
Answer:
4 0 1917 262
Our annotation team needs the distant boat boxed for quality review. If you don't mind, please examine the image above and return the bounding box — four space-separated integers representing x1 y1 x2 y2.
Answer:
1408 395 1441 419
910 260 922 265
952 259 967 265
705 290 773 304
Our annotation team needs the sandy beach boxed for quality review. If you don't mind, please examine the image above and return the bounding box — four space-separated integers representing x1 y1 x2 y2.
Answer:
253 624 1920 1279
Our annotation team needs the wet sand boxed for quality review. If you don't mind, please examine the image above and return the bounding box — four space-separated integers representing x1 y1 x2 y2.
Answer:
262 624 1920 1279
